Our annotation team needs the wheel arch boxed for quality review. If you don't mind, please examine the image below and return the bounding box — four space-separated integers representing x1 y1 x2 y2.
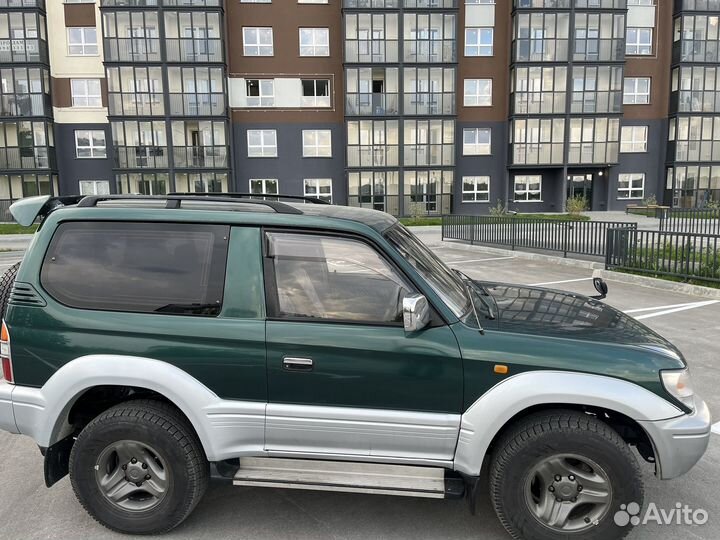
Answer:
453 370 682 477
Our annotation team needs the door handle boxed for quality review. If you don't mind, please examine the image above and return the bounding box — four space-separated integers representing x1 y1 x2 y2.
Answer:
282 357 314 372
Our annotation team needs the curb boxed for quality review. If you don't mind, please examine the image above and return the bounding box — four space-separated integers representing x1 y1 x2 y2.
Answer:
427 239 720 299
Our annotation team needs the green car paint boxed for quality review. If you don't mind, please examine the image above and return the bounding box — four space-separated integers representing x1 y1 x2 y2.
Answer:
5 201 686 414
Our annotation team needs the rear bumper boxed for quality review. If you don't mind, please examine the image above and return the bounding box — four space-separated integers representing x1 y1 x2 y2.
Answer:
639 395 711 480
0 379 18 434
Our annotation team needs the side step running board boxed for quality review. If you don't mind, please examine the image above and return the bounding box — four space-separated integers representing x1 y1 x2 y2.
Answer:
233 457 464 499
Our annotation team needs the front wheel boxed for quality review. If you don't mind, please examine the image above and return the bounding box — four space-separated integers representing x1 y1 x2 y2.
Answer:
69 399 209 535
489 410 644 540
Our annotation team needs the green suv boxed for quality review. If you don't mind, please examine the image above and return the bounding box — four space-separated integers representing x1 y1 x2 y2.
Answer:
0 194 710 539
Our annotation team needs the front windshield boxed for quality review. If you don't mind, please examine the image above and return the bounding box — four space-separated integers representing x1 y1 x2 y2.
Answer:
384 223 469 318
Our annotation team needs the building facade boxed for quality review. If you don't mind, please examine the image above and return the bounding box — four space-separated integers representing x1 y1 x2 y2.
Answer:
0 0 715 216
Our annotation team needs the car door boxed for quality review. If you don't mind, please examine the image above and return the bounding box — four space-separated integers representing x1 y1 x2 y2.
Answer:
263 229 463 462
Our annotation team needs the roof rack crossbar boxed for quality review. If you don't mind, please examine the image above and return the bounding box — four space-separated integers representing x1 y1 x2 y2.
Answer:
169 192 330 205
75 194 304 214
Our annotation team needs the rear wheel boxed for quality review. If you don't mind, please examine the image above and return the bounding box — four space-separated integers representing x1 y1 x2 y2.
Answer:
69 399 209 535
0 262 20 318
489 410 643 540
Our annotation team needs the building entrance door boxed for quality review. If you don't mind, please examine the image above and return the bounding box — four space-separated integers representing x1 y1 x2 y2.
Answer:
567 174 593 209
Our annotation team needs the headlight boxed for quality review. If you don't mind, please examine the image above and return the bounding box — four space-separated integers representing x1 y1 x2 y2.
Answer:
661 368 695 411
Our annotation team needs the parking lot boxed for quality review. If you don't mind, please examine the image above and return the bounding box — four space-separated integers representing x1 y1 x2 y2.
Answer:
0 233 719 540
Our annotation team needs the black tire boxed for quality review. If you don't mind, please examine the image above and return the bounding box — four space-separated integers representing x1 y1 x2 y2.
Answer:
489 410 644 540
69 399 209 535
0 262 20 319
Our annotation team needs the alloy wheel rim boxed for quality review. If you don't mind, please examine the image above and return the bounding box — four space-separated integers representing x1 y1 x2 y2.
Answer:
524 453 612 532
94 440 169 512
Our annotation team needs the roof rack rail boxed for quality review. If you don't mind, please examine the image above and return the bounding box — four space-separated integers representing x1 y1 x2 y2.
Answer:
169 192 330 205
75 194 304 214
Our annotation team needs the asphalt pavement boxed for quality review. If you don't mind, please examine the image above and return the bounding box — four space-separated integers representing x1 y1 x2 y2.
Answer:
0 230 718 540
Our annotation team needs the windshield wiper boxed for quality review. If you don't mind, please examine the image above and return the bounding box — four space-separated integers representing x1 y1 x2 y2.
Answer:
453 269 497 323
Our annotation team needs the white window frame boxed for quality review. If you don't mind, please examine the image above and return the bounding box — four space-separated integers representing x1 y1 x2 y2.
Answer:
623 77 651 104
79 180 110 195
302 129 332 158
626 27 653 56
242 27 274 56
245 79 275 107
75 130 107 159
67 27 97 56
247 129 277 157
514 175 542 202
620 125 648 153
301 79 331 107
71 79 102 108
462 128 491 155
304 178 333 203
463 79 492 106
618 173 645 200
462 176 490 203
464 27 493 57
299 28 330 57
249 178 278 195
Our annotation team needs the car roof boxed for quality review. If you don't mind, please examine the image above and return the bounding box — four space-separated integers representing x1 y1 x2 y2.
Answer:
11 195 399 234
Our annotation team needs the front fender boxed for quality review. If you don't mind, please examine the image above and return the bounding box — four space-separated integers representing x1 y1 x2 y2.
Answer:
10 355 265 461
453 370 684 476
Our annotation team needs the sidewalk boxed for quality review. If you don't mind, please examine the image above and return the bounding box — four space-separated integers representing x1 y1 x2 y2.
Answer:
581 210 660 230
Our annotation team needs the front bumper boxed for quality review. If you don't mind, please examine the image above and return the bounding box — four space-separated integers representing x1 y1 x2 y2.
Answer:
639 395 711 480
0 379 18 434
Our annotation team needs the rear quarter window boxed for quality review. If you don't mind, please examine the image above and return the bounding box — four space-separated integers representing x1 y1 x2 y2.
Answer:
40 221 229 316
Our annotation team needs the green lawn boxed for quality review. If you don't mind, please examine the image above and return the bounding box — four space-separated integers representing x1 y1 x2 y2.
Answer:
401 213 590 227
0 223 38 234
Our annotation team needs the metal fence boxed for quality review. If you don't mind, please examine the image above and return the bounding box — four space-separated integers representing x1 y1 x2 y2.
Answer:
442 215 638 258
658 207 720 235
606 228 720 284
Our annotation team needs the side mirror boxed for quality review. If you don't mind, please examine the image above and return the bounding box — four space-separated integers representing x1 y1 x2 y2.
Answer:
403 294 430 333
591 277 609 300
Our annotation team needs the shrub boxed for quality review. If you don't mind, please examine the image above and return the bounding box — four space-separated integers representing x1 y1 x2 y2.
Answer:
643 194 658 206
489 199 508 217
566 196 588 215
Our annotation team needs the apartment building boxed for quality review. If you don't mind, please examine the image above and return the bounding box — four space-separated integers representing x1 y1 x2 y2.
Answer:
0 0 716 217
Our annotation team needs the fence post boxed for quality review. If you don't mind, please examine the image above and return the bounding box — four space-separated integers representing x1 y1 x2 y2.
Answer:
563 222 569 258
470 216 476 245
510 217 516 251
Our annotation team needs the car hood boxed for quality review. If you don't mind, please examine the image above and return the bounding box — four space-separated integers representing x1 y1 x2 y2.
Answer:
481 281 678 350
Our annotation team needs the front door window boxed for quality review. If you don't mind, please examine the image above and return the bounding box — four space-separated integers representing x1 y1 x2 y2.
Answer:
567 173 593 208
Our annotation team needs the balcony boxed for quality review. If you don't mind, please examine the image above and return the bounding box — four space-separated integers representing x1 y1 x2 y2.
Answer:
0 146 54 169
344 0 400 7
101 0 159 6
513 39 569 63
103 38 161 62
346 93 399 116
0 38 48 64
172 146 227 168
345 40 399 64
0 93 50 117
511 143 565 166
165 38 223 63
0 0 45 7
403 93 455 115
164 0 221 5
347 145 399 168
108 93 165 116
347 194 452 217
168 93 224 116
115 146 168 169
403 40 456 63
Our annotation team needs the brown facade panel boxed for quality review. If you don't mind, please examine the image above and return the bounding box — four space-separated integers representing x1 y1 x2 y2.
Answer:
457 1 511 123
226 0 344 123
64 4 96 28
623 0 672 121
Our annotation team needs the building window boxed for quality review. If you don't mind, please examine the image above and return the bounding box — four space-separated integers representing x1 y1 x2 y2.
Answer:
403 12 457 63
79 180 110 196
242 27 273 56
299 28 329 56
75 130 107 159
514 11 570 62
404 119 455 167
626 27 652 55
462 176 490 203
462 128 491 155
623 77 651 104
511 118 565 165
107 66 164 116
116 172 168 195
67 27 97 56
344 12 399 64
669 116 720 162
71 79 102 108
245 79 274 107
247 130 277 157
111 120 167 169
167 66 225 116
571 65 623 114
302 130 332 157
574 13 625 62
512 66 567 115
102 11 160 63
0 67 50 118
304 178 332 203
620 126 648 153
404 67 456 115
301 79 330 107
463 79 492 106
347 120 399 168
465 28 493 56
250 178 278 196
568 117 620 165
618 173 645 200
514 175 542 202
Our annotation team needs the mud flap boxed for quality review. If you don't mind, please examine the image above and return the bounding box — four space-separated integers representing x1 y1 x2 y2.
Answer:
43 435 75 487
